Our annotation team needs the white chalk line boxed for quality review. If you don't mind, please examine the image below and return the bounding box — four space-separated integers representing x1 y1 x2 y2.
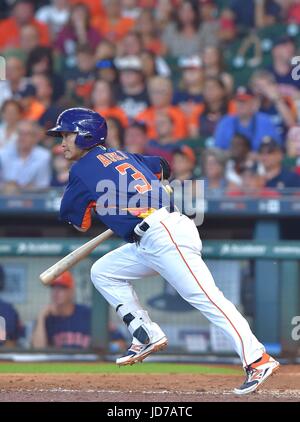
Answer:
1 388 300 398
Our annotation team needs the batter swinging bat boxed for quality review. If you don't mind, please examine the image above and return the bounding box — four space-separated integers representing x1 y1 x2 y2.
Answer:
39 229 114 285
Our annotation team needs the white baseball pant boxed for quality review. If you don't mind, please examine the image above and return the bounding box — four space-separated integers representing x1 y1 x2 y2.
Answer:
91 208 265 367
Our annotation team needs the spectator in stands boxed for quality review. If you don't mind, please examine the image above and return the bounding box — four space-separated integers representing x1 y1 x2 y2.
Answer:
286 126 300 158
279 136 300 179
225 134 252 188
286 126 300 175
173 56 204 117
0 120 51 194
268 36 300 99
148 112 179 163
155 0 174 32
258 136 300 191
94 39 117 62
51 144 70 187
19 24 41 56
197 0 220 50
162 0 203 58
214 86 281 151
64 45 95 106
35 0 70 40
0 0 50 51
92 0 135 43
124 121 149 154
69 0 105 20
286 0 300 23
227 160 280 198
124 118 173 162
217 8 237 46
19 85 45 122
54 3 101 68
171 145 197 182
250 70 297 139
135 8 167 55
95 59 120 96
137 76 188 140
189 77 235 139
26 46 65 102
121 0 141 20
0 57 31 109
0 100 23 151
31 272 91 350
31 74 63 131
202 46 234 94
140 50 171 79
115 55 150 118
118 31 171 77
91 79 129 128
105 117 125 149
0 264 23 348
201 147 228 197
117 31 143 57
223 0 281 33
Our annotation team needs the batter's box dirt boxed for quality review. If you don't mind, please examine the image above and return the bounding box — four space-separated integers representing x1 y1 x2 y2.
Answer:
0 365 299 402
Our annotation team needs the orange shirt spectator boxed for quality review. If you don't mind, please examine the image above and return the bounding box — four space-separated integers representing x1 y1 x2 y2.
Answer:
94 107 129 128
91 79 129 129
0 17 50 50
22 100 45 121
92 15 135 42
0 1 50 50
137 76 188 140
92 0 135 42
19 85 45 121
137 106 188 140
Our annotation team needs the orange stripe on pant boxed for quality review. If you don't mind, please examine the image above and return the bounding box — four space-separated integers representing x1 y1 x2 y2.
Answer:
160 221 248 367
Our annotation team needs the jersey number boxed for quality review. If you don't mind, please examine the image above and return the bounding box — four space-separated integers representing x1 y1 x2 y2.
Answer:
115 163 152 194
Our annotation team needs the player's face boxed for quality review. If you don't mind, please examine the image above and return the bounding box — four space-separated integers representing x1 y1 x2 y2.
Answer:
60 132 83 161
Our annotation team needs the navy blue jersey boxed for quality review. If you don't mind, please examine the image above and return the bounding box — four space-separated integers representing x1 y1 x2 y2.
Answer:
60 147 171 242
45 304 91 349
266 168 300 190
0 299 22 344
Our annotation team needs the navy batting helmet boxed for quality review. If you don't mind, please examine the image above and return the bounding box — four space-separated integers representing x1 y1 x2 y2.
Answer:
46 108 107 149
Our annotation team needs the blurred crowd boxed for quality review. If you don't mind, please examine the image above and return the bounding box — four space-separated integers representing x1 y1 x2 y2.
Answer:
0 0 300 197
0 264 128 351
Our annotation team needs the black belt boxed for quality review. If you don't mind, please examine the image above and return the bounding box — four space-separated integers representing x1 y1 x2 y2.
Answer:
132 206 176 244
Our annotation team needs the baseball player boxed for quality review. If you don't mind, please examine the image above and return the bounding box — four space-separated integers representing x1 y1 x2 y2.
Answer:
47 108 279 395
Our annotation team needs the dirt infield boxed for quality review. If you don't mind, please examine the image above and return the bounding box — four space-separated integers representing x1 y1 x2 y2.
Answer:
0 365 300 402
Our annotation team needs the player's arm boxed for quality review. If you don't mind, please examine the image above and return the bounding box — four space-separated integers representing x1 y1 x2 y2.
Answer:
60 169 96 232
133 154 171 181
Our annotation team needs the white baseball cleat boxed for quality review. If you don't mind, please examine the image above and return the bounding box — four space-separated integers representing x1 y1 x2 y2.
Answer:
116 324 168 366
234 353 280 395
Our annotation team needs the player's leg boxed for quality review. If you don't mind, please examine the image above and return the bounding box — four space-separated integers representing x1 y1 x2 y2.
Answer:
90 243 168 365
139 212 279 391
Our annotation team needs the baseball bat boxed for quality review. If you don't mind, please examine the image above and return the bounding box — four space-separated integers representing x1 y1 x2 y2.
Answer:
39 229 114 285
